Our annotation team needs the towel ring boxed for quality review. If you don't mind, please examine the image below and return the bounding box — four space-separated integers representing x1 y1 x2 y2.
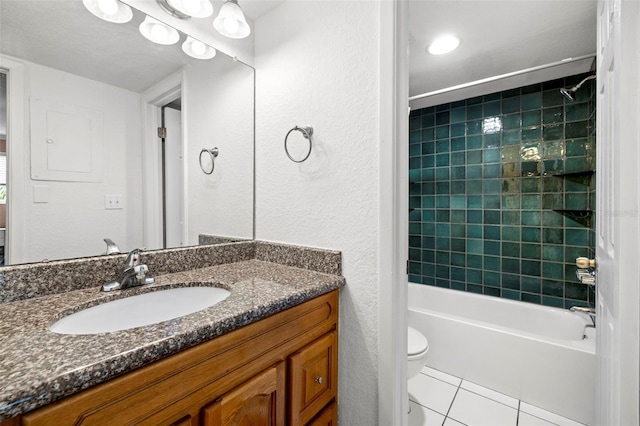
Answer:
199 147 219 175
284 126 313 163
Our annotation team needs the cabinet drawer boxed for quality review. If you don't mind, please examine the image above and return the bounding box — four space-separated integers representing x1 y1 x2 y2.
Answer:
288 331 338 425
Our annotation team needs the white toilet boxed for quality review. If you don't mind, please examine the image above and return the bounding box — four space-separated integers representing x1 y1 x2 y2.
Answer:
407 326 429 379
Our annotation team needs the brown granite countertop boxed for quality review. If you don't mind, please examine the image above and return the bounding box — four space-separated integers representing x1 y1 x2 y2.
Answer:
0 259 345 420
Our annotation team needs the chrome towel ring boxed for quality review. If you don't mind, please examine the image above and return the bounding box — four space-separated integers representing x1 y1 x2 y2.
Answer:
199 147 219 175
284 126 313 163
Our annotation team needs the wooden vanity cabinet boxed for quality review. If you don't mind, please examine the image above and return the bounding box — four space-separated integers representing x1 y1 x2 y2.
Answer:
288 332 338 425
7 290 338 426
307 402 337 426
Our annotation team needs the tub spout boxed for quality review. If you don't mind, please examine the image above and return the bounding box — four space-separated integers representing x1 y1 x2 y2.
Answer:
576 269 596 285
570 306 596 327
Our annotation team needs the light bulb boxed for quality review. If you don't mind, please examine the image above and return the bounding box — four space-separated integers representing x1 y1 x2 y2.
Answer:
427 35 461 55
83 0 132 23
183 0 201 15
191 40 206 55
182 36 216 59
140 16 179 45
213 0 250 39
97 0 118 15
223 18 239 34
151 24 169 43
167 0 213 17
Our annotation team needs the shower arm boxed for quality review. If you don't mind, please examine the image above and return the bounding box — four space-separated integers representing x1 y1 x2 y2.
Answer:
571 74 596 91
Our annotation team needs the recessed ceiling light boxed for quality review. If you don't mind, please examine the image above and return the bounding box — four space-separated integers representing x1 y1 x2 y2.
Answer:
427 35 461 55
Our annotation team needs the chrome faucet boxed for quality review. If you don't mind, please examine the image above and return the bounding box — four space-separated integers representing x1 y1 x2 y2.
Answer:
570 306 596 327
123 248 142 269
575 257 596 286
575 268 596 285
101 249 154 292
103 238 121 255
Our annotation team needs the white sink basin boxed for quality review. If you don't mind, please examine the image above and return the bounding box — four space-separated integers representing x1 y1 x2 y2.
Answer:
49 286 231 335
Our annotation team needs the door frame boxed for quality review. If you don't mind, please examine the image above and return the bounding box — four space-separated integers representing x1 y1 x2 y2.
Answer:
141 71 186 250
379 0 409 424
0 55 26 265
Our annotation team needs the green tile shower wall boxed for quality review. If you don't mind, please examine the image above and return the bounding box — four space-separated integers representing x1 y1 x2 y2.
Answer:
409 73 596 309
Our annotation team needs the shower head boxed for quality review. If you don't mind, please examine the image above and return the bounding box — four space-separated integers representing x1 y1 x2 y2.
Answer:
560 87 577 101
560 74 596 102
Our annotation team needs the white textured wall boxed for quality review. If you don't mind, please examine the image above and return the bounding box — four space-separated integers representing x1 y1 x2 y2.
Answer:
254 2 381 423
184 56 254 244
18 60 143 263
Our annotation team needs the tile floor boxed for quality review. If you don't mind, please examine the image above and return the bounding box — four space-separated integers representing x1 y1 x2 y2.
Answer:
409 366 586 426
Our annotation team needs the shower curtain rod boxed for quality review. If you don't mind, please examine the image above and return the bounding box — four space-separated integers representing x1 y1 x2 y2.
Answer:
409 53 596 102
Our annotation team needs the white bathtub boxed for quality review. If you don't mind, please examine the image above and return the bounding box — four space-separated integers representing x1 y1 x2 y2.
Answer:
408 283 595 425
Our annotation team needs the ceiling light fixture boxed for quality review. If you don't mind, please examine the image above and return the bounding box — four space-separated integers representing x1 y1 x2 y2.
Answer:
213 0 250 39
162 0 213 18
82 0 133 23
427 35 461 55
182 36 217 59
139 16 180 45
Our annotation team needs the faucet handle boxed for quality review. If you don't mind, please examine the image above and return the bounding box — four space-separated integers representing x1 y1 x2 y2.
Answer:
133 264 155 285
123 248 142 269
576 269 596 285
134 264 148 276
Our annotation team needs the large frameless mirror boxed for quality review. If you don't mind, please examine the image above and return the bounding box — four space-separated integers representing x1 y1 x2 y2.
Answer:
0 0 254 265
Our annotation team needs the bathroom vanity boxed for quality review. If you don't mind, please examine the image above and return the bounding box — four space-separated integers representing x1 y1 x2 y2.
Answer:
0 241 344 425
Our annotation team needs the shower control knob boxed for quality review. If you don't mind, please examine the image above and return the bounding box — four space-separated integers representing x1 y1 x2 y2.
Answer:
576 257 596 268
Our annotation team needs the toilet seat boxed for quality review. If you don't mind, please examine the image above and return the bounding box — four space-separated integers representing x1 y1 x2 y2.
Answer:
408 326 429 358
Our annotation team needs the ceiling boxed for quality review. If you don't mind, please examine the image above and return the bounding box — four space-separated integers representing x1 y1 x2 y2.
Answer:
1 1 193 92
1 1 597 98
0 0 282 93
408 0 598 106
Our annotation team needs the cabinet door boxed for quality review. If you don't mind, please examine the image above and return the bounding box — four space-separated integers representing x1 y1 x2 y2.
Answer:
307 401 337 426
169 415 198 426
202 362 285 426
288 332 338 425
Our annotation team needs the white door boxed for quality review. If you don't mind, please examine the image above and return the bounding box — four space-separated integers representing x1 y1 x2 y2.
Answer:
595 1 640 424
163 106 183 248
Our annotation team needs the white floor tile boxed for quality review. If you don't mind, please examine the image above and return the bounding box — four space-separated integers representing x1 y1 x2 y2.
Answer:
447 389 518 426
422 366 463 386
408 401 446 426
409 373 458 416
443 418 466 426
518 412 558 426
519 403 585 426
461 380 519 409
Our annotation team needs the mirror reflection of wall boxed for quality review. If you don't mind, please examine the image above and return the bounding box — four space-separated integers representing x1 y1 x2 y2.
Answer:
184 56 254 246
0 1 254 265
